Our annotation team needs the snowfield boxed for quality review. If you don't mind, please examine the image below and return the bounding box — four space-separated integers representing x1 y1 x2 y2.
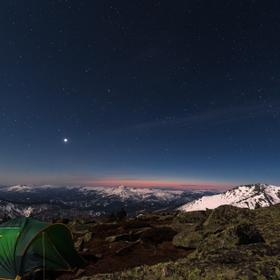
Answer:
179 184 280 212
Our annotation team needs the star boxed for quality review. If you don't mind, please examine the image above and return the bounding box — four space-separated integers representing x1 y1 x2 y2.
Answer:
63 138 69 143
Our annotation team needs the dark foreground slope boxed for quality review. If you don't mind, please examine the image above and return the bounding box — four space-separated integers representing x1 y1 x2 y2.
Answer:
59 204 280 280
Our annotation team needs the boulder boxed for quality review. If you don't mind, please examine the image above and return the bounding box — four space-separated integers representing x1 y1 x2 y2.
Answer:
203 205 253 233
176 210 209 224
74 238 84 251
173 230 204 249
105 233 130 243
235 222 265 245
140 227 177 244
74 231 93 251
83 232 93 243
115 241 140 256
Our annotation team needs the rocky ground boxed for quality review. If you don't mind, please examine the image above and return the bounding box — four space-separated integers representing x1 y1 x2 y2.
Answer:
58 204 280 279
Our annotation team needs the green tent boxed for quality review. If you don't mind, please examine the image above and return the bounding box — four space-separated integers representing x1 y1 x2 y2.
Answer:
0 217 85 280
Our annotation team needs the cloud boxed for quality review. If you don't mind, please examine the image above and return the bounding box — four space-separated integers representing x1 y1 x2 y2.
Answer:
130 103 279 131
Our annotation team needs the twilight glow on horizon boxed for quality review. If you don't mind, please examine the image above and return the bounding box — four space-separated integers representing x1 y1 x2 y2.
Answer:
1 1 280 190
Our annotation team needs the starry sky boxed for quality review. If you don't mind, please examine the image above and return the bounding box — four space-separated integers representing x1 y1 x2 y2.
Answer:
1 1 280 189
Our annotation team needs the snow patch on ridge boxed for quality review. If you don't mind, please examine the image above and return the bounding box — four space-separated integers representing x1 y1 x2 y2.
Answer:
179 184 280 212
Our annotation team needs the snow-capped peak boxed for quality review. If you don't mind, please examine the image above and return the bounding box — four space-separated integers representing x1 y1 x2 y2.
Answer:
81 185 185 201
7 185 32 192
179 183 280 212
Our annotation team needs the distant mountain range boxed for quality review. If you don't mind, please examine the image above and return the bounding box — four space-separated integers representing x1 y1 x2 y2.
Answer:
179 183 280 212
0 185 214 221
1 183 279 221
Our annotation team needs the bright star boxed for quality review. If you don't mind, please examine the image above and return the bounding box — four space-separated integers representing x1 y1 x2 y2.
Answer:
63 138 68 143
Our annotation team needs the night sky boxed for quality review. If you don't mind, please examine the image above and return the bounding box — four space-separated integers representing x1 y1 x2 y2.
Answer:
1 1 280 189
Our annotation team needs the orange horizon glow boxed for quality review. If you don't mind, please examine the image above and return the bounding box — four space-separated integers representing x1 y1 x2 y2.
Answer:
83 177 231 190
0 174 233 190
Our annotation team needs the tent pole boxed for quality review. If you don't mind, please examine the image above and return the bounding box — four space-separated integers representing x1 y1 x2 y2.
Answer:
42 232 46 280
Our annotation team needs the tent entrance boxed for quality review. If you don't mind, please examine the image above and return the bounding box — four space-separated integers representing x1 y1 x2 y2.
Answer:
21 228 71 274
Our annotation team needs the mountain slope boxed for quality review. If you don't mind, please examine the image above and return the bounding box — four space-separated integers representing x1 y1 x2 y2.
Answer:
179 184 280 212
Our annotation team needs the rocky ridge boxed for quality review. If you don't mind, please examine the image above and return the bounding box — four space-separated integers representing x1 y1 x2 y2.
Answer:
54 202 280 279
179 183 280 212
